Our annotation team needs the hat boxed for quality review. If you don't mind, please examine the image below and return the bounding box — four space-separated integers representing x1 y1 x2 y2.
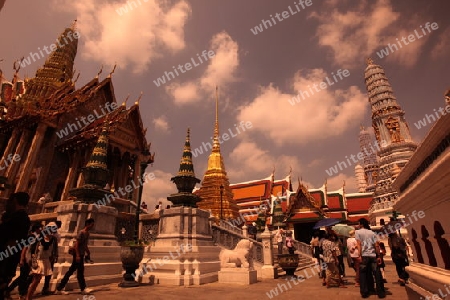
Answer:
47 221 57 227
46 221 58 232
252 222 256 226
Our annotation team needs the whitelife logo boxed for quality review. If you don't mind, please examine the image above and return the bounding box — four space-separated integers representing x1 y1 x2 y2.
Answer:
153 50 215 87
376 22 439 59
288 69 350 106
191 121 253 158
20 31 80 68
250 0 313 35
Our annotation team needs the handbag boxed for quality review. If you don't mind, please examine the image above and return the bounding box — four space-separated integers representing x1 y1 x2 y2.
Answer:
30 242 39 270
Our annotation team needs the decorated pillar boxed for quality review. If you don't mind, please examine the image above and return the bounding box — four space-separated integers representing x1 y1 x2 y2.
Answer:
15 123 48 192
61 151 81 200
0 128 20 177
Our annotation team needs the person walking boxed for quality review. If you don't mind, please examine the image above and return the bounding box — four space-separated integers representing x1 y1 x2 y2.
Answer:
26 229 55 300
334 235 346 278
346 230 360 287
310 231 320 266
275 228 284 255
55 218 95 295
322 233 346 288
41 221 60 295
356 218 385 298
5 223 42 300
0 192 31 300
388 232 409 286
378 242 387 283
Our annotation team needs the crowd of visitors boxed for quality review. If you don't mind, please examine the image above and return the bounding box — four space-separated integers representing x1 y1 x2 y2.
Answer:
308 217 411 298
0 192 95 300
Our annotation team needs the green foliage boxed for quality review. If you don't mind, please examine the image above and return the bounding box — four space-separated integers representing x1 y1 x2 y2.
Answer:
121 239 149 247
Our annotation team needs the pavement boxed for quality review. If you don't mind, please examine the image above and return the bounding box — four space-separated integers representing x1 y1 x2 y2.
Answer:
19 262 408 300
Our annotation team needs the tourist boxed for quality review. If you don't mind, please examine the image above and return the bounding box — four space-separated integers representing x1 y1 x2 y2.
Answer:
318 230 326 285
5 223 42 300
275 228 284 254
0 192 31 300
346 230 360 287
26 226 56 300
41 221 60 295
285 232 295 255
355 218 385 298
388 232 409 286
141 201 148 213
378 242 387 283
248 223 257 240
55 218 95 295
310 231 320 265
334 234 346 278
322 233 345 288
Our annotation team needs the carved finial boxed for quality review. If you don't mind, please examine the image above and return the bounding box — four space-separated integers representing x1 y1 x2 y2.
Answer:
122 94 130 106
71 19 78 31
445 89 450 106
13 57 24 74
366 57 374 65
135 91 143 105
73 72 81 84
108 64 117 78
96 65 103 78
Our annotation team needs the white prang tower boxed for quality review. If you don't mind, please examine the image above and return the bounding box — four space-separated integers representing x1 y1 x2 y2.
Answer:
364 58 417 226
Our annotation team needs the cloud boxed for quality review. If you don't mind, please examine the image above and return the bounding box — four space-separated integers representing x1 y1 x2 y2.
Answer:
237 68 367 146
431 27 450 60
310 0 428 68
142 169 178 209
153 115 170 132
326 172 358 193
166 31 239 104
200 31 239 91
166 82 199 105
53 0 191 73
226 141 302 183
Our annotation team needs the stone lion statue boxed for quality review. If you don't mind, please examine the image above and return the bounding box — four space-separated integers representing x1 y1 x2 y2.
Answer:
219 239 253 268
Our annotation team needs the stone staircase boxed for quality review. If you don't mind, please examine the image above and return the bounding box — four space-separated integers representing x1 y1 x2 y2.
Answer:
36 245 123 292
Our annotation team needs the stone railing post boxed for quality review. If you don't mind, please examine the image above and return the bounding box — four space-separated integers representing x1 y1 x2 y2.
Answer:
242 224 248 238
260 225 277 279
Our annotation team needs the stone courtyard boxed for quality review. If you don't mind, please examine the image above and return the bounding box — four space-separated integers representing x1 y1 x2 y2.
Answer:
29 261 410 300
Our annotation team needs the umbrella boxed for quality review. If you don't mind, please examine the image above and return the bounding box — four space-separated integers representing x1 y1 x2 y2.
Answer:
332 224 355 237
313 218 341 229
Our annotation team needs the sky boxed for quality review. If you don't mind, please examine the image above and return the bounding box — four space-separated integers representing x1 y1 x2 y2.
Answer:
1 0 449 209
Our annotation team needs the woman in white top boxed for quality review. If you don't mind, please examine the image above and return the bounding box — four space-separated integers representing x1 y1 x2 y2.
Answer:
346 230 360 287
26 234 54 300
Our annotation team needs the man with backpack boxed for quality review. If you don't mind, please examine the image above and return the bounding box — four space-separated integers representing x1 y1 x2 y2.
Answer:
388 232 409 286
55 218 95 295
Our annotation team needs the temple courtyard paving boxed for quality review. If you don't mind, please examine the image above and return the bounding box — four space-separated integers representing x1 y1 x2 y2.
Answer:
28 262 409 300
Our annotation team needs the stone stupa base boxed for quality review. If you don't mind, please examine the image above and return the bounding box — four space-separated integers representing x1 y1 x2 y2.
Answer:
136 206 221 286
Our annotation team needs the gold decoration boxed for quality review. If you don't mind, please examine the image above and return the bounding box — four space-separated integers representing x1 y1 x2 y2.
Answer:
385 117 403 143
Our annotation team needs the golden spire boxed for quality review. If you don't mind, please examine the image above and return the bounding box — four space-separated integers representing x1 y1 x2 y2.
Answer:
366 57 374 65
196 87 240 220
212 86 220 152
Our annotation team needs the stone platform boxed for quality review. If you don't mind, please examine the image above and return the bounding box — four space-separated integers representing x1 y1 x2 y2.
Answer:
218 268 257 285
